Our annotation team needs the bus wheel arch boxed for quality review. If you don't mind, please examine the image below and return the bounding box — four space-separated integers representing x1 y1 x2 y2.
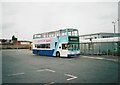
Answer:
56 51 60 57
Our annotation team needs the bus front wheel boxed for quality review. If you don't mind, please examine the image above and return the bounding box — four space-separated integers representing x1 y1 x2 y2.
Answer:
56 51 60 57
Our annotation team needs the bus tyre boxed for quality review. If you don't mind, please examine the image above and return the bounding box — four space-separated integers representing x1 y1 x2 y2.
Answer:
56 51 60 57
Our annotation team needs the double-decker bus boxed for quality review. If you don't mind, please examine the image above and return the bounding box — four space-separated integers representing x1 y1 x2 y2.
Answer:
32 28 80 57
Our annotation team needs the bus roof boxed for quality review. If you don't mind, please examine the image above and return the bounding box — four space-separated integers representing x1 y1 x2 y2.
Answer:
34 28 78 35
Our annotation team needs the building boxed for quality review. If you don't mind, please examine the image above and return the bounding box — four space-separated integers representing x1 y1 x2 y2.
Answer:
79 33 120 56
0 35 32 49
0 39 32 49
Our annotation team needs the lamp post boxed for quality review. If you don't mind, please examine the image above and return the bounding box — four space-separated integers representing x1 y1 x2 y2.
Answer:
90 37 92 55
112 19 119 56
112 21 116 37
15 32 18 51
98 34 100 55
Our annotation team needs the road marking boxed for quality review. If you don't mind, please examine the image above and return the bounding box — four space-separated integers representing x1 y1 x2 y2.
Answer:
44 82 55 85
105 59 118 62
36 70 45 72
83 56 104 60
36 69 56 73
65 74 77 81
95 57 105 60
8 73 25 76
50 82 55 84
82 56 119 62
45 69 56 72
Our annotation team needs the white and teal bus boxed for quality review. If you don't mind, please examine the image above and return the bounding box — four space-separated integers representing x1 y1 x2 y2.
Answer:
32 28 80 57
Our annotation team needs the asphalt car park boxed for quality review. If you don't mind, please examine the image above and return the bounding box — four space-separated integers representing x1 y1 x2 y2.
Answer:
2 49 119 84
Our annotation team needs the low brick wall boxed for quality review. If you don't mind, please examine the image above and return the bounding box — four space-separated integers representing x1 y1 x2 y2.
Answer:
0 45 31 49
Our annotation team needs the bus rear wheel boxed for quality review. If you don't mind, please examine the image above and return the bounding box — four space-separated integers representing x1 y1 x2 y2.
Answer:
56 51 60 57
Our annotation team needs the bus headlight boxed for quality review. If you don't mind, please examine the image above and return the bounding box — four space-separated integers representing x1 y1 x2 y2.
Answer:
77 51 80 54
69 51 72 54
69 51 74 54
69 51 79 54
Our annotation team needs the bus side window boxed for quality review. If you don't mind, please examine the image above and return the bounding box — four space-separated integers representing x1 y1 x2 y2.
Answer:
55 42 57 47
48 44 50 48
35 44 37 48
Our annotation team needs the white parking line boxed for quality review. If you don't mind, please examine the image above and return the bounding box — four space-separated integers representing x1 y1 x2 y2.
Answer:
95 57 105 60
36 70 45 72
44 82 55 85
82 56 118 62
105 59 118 62
50 82 55 84
36 69 56 73
45 69 56 73
8 73 25 76
65 74 77 81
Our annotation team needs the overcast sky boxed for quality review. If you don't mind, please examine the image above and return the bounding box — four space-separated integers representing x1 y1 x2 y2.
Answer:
1 1 119 41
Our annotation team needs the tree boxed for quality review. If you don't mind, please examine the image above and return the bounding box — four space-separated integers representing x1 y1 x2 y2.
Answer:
2 39 7 43
12 35 17 43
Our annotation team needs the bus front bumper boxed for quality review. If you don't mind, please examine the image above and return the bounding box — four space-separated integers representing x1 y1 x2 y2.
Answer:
67 53 80 57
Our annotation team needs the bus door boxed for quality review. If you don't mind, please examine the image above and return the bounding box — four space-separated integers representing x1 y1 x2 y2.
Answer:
61 43 68 56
